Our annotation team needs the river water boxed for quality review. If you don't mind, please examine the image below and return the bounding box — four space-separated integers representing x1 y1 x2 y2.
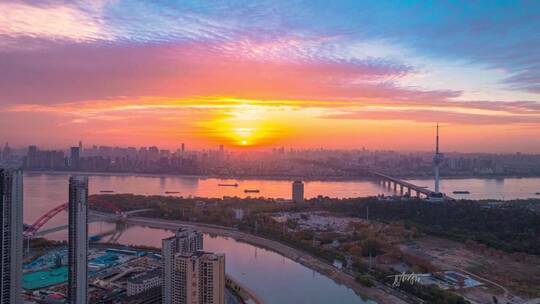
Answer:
22 172 540 303
25 172 378 304
80 224 373 304
24 172 540 235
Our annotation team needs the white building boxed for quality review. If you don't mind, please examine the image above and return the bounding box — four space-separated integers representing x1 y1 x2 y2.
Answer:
173 251 225 304
162 228 203 304
0 169 23 304
127 269 162 296
68 176 88 304
232 208 244 220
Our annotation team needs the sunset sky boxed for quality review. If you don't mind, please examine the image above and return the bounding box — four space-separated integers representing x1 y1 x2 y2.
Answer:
1 1 540 152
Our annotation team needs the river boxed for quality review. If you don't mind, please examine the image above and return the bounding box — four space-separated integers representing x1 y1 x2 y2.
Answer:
23 172 540 303
84 223 373 304
24 171 540 232
25 172 379 304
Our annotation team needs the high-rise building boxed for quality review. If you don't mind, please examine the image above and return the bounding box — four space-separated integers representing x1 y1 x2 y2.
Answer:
0 169 23 304
70 147 80 170
173 251 225 304
292 180 304 203
68 176 88 304
27 145 38 168
162 228 203 304
1 143 12 163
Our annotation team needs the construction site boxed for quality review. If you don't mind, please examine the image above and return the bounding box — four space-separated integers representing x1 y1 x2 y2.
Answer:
23 245 165 303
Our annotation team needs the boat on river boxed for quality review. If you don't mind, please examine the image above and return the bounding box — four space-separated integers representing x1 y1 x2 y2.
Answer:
244 189 260 193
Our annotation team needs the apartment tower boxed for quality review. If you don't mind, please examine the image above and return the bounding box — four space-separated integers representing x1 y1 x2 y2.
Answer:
0 169 23 304
292 180 304 203
162 228 203 304
68 176 88 304
173 252 225 304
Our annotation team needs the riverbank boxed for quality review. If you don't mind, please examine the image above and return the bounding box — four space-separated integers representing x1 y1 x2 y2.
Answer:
25 169 540 182
119 215 408 304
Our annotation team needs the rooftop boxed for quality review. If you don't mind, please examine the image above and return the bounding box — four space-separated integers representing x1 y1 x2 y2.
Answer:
128 268 161 284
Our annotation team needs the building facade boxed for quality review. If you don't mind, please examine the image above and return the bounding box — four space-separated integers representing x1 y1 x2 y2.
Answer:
162 228 203 304
70 147 80 170
232 208 244 221
292 180 304 203
0 169 23 304
68 176 88 304
173 252 225 304
127 269 162 296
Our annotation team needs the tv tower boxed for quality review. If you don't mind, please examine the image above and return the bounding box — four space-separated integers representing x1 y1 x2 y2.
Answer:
433 124 442 193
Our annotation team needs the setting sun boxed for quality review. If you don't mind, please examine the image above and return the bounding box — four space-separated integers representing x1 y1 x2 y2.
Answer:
1 2 540 304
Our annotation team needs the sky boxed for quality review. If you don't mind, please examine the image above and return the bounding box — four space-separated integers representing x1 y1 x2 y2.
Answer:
1 1 540 152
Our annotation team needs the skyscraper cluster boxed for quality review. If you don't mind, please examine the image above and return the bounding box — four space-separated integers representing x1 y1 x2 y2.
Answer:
0 167 90 304
22 144 199 174
3 169 225 304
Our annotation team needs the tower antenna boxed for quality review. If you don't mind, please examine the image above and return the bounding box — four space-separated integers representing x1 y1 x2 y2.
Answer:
433 123 441 194
436 123 439 154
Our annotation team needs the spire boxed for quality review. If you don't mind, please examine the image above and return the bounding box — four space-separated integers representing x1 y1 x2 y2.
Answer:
433 123 441 194
436 123 439 155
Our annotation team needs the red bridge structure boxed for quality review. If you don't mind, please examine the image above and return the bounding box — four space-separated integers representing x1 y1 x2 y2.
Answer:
24 200 123 237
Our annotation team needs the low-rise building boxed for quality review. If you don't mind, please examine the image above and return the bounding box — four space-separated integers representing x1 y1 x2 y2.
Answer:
232 208 244 220
127 269 162 296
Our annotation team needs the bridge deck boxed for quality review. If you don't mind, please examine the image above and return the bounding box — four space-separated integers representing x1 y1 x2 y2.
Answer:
371 171 454 200
28 209 151 238
372 172 432 194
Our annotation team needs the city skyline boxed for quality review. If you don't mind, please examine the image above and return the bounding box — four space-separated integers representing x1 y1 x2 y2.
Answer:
1 1 540 152
1 2 538 302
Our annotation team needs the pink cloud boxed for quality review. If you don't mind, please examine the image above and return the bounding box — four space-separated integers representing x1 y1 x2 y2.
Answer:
0 39 432 105
0 2 111 42
324 108 540 125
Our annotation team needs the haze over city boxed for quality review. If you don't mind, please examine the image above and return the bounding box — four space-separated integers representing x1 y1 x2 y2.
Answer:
1 1 540 152
1 2 540 304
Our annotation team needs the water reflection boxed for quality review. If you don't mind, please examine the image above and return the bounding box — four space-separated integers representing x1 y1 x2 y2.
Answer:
23 173 540 303
24 173 540 230
407 177 540 200
42 221 371 303
99 225 372 304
